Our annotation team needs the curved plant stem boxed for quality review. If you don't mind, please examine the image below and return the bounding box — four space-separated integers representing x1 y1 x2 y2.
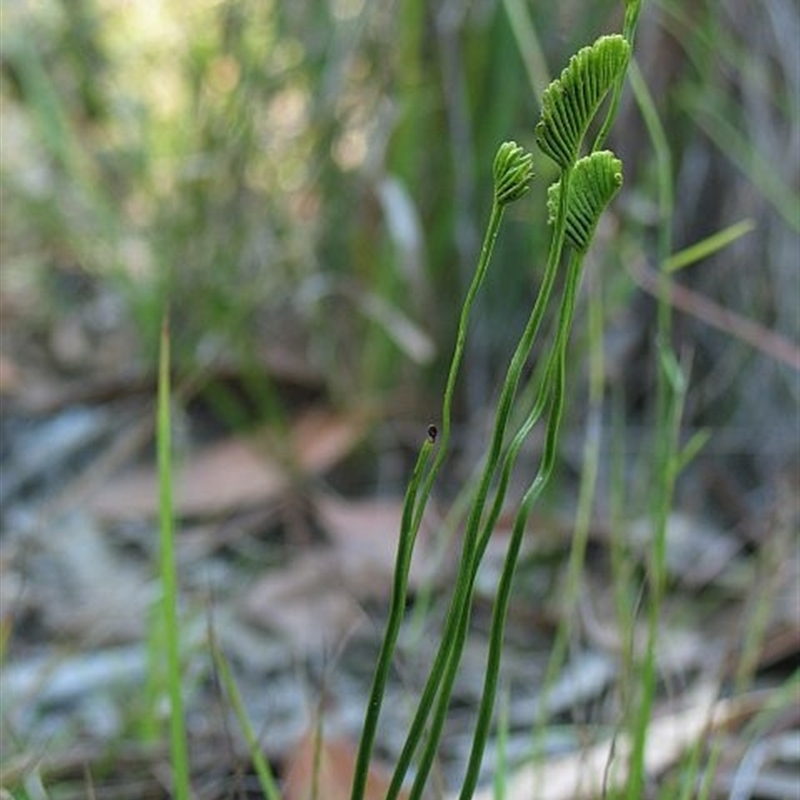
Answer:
530 273 605 769
625 49 677 800
349 431 436 800
370 21 633 795
355 197 503 800
382 366 548 799
459 248 583 799
592 0 642 152
389 165 575 800
410 198 506 535
353 194 511 800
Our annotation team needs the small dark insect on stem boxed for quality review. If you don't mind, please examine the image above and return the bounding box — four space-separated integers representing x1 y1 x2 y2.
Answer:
427 424 438 443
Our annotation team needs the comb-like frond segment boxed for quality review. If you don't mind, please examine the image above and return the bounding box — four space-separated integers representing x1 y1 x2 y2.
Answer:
535 35 629 170
547 151 623 252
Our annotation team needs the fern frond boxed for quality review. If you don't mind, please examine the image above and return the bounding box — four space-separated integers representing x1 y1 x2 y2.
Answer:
493 141 535 206
535 35 630 170
547 150 623 252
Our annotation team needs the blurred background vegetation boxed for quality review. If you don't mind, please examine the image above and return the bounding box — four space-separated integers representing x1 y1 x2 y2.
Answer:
1 0 798 796
1 0 798 511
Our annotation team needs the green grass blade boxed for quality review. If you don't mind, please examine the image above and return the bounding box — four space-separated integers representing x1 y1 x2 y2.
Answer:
501 0 551 102
664 219 756 272
211 643 282 800
682 94 800 233
157 314 191 800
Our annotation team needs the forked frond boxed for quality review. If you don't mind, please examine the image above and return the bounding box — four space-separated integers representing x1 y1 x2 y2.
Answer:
535 35 630 170
547 150 623 252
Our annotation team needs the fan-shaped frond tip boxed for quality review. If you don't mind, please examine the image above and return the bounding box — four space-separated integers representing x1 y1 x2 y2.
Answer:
547 150 623 252
535 35 630 169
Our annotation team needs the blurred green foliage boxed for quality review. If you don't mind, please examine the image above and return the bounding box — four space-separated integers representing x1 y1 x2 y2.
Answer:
0 0 614 401
1 0 797 794
1 0 797 484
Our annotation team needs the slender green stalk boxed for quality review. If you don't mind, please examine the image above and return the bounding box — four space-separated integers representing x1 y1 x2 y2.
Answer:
627 355 685 799
564 264 605 606
676 737 708 800
609 388 636 708
459 246 584 799
349 430 436 800
625 51 677 800
157 314 190 800
459 350 566 800
212 645 282 800
592 0 643 152
355 148 531 800
383 353 550 799
140 603 165 742
528 258 607 771
409 198 506 539
400 187 538 662
311 711 324 800
400 365 550 795
664 218 756 272
695 524 792 800
386 170 570 800
493 688 510 800
409 142 534 543
398 165 574 800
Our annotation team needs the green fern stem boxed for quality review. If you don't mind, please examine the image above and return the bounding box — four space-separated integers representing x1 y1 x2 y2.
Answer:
382 366 549 799
349 429 436 800
409 196 507 552
408 142 534 553
458 247 583 799
392 166 575 800
448 148 622 794
353 160 524 799
592 0 642 152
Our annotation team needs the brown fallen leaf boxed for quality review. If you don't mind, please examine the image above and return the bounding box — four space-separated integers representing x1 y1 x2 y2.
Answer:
0 353 21 395
291 408 370 474
241 494 440 653
90 436 287 520
241 552 366 653
283 727 408 800
315 494 439 592
87 407 368 521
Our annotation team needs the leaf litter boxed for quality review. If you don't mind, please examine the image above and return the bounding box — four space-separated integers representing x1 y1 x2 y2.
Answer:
1 364 797 798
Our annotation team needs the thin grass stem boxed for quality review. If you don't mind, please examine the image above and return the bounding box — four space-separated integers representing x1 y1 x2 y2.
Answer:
409 198 506 536
625 51 678 800
157 314 191 800
211 645 282 800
